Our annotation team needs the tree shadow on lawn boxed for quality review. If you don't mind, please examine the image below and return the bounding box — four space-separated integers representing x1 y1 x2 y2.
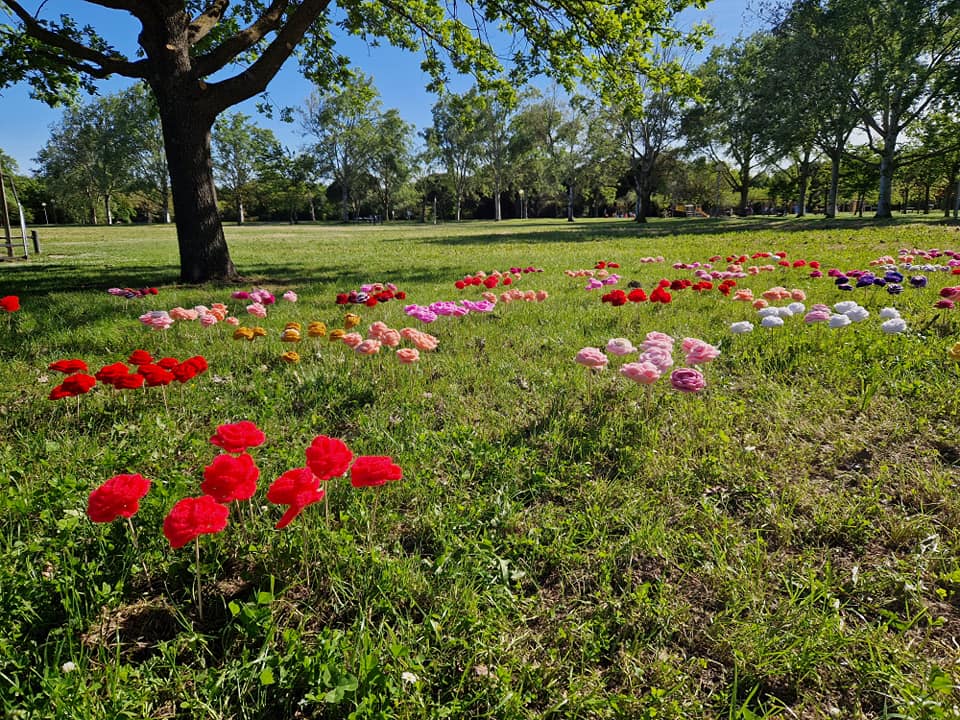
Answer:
418 215 958 247
0 262 181 298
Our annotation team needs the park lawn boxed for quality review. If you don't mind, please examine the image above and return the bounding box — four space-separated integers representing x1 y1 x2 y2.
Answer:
1 216 959 719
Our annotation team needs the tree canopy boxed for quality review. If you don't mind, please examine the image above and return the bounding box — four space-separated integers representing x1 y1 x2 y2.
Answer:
0 0 707 282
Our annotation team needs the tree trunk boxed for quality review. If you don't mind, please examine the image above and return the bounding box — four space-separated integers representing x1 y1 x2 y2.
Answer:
825 152 840 218
104 193 114 225
923 185 930 214
340 184 349 222
493 175 501 221
795 148 813 218
874 135 898 219
237 197 245 224
154 91 238 283
566 183 575 222
309 198 316 222
635 176 652 224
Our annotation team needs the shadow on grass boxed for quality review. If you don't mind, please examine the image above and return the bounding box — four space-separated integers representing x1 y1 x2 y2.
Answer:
417 215 960 246
0 262 181 297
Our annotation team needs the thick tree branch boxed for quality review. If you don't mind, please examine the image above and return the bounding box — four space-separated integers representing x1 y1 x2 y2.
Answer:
205 0 330 113
194 0 289 76
4 0 148 78
84 0 144 12
189 0 231 45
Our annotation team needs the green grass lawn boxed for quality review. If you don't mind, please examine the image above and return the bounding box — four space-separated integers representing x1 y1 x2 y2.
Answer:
1 216 959 718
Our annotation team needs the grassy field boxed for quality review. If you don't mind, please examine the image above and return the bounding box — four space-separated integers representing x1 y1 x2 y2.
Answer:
1 216 959 719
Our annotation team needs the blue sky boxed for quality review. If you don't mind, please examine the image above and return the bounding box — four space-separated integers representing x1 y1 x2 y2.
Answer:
0 0 761 173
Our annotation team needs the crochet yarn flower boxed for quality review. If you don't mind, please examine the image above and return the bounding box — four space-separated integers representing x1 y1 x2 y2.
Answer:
350 455 403 488
267 467 325 529
305 435 354 480
163 495 229 549
210 421 266 454
87 473 152 523
201 452 260 503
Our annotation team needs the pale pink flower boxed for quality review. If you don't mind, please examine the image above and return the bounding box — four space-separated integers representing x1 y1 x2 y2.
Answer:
368 321 391 340
574 347 608 370
638 347 673 373
282 291 298 303
732 289 755 302
535 290 549 301
355 339 382 355
620 361 661 385
397 348 420 364
606 338 637 356
523 291 536 301
380 329 402 348
225 316 240 326
481 292 498 304
246 302 267 318
199 313 218 328
499 292 513 303
640 331 674 352
752 299 769 310
683 339 720 365
790 289 806 301
169 306 198 321
341 332 363 348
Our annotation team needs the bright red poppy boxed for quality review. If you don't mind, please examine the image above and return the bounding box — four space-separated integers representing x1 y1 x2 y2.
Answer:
201 452 259 503
267 467 325 529
162 495 229 549
48 359 88 374
350 455 403 488
95 362 132 385
137 364 175 387
0 296 19 312
185 355 208 373
156 357 180 370
87 473 152 523
305 435 354 480
171 362 197 383
210 420 266 454
627 288 647 302
128 349 154 366
114 372 145 389
49 373 97 399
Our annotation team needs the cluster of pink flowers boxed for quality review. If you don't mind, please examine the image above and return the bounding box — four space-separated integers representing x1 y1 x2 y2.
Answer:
496 288 548 304
575 332 718 393
336 321 438 362
168 303 238 327
231 288 278 305
107 287 159 299
139 310 174 330
404 299 494 323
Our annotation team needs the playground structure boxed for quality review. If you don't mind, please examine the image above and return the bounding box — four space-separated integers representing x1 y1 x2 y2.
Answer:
674 203 710 218
0 162 31 260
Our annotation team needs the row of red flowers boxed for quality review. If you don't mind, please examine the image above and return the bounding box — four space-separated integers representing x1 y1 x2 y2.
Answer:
48 351 207 399
85 421 403 550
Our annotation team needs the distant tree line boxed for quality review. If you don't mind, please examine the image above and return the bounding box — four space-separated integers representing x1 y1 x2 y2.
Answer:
4 0 959 228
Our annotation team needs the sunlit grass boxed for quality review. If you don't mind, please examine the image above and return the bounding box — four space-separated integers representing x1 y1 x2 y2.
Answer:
1 215 959 718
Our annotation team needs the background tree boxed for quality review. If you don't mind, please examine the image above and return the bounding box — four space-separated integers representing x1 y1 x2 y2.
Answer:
474 89 517 221
686 35 775 214
212 112 277 224
124 85 173 223
0 0 705 282
302 73 382 222
369 109 415 222
425 90 485 222
840 0 960 218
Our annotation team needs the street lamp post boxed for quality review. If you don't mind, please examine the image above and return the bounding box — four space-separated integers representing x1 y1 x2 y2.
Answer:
41 202 49 224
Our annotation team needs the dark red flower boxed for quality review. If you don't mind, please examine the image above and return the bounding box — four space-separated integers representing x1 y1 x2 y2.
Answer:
210 420 266 454
793 259 806 268
627 288 647 302
185 355 208 373
483 276 499 289
96 362 131 385
601 290 627 306
335 293 350 305
809 261 820 269
163 496 229 549
778 260 790 267
670 279 685 291
502 276 512 285
454 280 466 290
305 435 354 480
49 359 88 374
201 452 259 503
0 295 20 312
608 262 620 269
137 363 174 387
267 467 325 529
87 473 152 523
128 349 154 366
395 291 406 300
114 373 145 389
650 287 672 304
350 455 403 488
364 297 378 307
171 363 197 383
774 251 787 259
156 356 180 370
